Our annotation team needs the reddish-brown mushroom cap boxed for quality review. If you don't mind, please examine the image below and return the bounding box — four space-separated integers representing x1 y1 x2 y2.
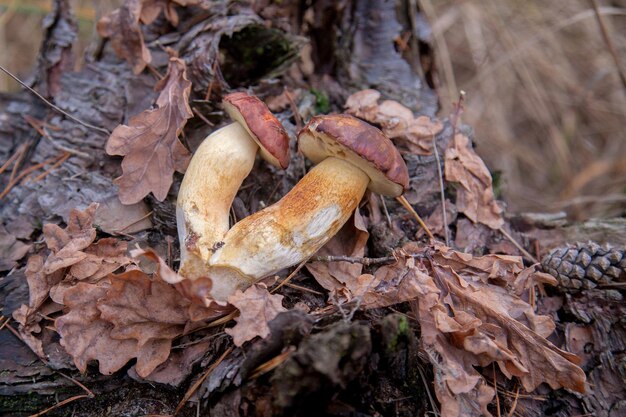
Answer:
223 92 290 169
297 114 409 196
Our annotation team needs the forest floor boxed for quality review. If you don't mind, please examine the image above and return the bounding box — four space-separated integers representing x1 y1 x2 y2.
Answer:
0 1 624 417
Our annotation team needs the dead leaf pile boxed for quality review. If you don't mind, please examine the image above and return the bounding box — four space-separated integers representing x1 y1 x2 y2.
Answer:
11 204 130 355
56 269 222 377
445 133 504 229
97 0 204 74
105 57 193 204
11 204 289 381
310 242 585 417
345 89 443 155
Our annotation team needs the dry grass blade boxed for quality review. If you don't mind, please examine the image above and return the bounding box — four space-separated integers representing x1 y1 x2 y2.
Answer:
0 153 67 200
0 143 27 175
589 0 626 88
499 227 539 263
507 386 521 417
173 346 233 416
396 195 434 240
271 256 312 293
0 64 110 135
249 346 296 380
28 394 91 417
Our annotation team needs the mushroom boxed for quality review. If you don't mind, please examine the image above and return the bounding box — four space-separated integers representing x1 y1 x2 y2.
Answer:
206 114 409 301
176 92 290 292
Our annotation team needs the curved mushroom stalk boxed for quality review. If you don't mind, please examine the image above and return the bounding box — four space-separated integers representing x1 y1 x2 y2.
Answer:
177 123 257 280
176 92 290 285
205 114 409 301
207 157 369 301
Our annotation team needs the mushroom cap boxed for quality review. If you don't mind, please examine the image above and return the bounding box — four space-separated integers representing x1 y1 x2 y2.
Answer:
223 92 290 169
297 114 409 196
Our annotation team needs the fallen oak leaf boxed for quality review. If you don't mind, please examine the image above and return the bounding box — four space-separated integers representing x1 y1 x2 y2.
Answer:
140 0 203 26
97 0 151 74
55 281 139 375
57 268 226 377
329 243 585 416
226 284 287 346
50 238 133 305
444 133 504 229
106 57 193 204
0 224 31 271
43 203 99 274
345 89 443 155
306 210 369 293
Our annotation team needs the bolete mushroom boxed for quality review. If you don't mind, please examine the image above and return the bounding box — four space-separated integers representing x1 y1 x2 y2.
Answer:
206 114 408 301
176 92 290 290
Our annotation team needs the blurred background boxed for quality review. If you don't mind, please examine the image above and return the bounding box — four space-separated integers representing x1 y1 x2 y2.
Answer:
1 0 625 221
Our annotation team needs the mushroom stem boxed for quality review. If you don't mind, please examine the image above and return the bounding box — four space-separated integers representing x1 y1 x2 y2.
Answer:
177 122 258 280
207 157 370 300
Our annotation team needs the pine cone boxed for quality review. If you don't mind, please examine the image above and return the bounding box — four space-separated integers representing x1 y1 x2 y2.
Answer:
542 242 626 291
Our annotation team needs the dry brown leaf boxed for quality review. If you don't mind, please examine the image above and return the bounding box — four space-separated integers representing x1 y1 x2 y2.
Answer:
445 134 504 229
344 89 443 155
140 0 203 26
13 203 100 328
106 57 192 204
56 281 140 375
128 340 211 386
57 268 225 377
97 0 151 74
0 224 31 271
306 210 369 293
330 243 585 416
49 238 132 305
42 203 98 274
226 284 287 346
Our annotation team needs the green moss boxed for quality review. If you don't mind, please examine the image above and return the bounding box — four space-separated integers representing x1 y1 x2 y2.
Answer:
219 25 300 86
387 315 409 352
0 393 53 415
310 88 330 114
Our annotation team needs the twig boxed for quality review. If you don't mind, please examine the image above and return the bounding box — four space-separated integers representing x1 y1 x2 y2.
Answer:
380 195 392 228
431 129 449 246
192 107 214 127
0 64 111 135
174 346 233 416
271 255 313 293
396 195 435 240
29 395 91 417
498 227 538 263
589 0 626 89
312 255 397 266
